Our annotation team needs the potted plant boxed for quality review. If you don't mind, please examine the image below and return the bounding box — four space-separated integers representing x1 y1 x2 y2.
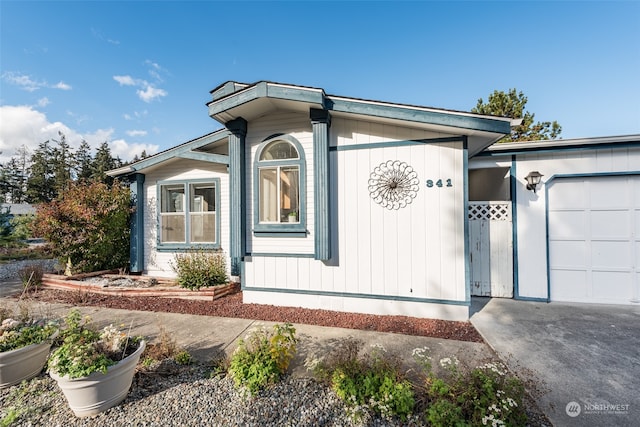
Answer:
0 315 59 388
288 211 298 222
47 309 146 417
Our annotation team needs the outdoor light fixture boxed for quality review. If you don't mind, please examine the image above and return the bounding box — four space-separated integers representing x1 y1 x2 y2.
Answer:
524 171 544 193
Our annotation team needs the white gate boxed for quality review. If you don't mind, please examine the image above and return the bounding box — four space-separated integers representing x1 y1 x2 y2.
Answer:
468 202 513 297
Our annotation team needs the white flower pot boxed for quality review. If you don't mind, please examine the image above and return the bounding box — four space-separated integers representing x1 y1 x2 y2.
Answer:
50 340 146 417
0 338 55 388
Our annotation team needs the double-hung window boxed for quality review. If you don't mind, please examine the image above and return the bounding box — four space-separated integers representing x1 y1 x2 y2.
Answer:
158 179 220 248
254 135 306 235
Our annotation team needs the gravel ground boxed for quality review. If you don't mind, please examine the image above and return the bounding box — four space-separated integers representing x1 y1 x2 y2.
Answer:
1 260 551 426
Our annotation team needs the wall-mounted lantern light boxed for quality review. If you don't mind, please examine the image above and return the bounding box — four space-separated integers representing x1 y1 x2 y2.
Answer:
524 171 544 193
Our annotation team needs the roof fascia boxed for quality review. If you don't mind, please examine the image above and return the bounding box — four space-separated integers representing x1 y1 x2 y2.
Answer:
107 129 231 176
208 81 511 136
478 134 640 157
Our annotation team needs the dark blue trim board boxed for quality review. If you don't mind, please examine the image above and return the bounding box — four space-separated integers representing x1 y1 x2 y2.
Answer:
329 136 463 152
510 156 522 300
246 253 315 258
241 286 471 307
462 137 471 304
227 117 247 276
544 171 640 303
129 173 145 273
311 108 331 260
477 140 640 158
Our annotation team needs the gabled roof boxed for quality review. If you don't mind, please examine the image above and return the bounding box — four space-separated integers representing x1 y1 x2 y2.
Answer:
108 129 230 177
207 80 516 156
476 134 640 157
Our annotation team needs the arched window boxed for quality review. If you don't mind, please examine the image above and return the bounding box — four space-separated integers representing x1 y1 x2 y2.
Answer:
254 134 306 234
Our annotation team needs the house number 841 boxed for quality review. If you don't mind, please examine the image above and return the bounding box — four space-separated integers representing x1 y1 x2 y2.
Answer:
426 179 452 188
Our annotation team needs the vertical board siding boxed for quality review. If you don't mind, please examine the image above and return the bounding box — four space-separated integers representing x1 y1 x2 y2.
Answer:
244 116 467 306
142 159 230 277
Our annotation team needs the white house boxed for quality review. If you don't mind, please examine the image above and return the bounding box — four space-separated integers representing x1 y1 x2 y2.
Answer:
109 80 640 320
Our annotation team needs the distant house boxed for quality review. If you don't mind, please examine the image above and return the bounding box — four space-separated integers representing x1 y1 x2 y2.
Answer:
1 203 36 217
109 80 640 320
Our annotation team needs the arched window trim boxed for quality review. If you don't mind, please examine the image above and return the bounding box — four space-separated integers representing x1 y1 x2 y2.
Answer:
253 134 307 236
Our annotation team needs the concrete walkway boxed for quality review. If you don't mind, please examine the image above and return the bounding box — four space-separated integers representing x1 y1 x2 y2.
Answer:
471 297 640 427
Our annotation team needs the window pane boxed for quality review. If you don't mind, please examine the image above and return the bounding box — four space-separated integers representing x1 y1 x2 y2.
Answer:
161 214 185 243
280 167 299 223
191 184 215 212
260 140 299 160
161 185 185 213
259 168 278 222
190 213 216 243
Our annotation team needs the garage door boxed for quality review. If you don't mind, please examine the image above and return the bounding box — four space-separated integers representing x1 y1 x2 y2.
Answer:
548 175 640 304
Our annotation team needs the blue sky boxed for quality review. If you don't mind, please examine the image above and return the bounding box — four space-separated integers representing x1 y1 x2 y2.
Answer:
1 1 639 163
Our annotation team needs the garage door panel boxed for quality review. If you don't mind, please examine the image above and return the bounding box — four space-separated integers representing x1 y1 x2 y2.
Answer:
590 179 630 208
548 175 639 305
548 211 586 239
549 241 586 268
548 181 586 209
590 210 630 239
591 241 631 269
550 270 587 300
591 271 632 300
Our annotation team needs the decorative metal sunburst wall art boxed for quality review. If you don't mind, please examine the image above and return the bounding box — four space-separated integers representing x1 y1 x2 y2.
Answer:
368 160 419 210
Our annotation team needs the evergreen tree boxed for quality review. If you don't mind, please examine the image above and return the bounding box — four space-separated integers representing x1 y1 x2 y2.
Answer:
26 140 56 202
52 132 74 193
91 142 117 183
472 89 562 143
74 139 94 182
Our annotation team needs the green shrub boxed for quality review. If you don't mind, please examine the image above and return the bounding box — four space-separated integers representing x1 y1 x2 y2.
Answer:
314 339 415 421
412 348 528 427
228 323 297 395
170 249 228 290
31 181 131 274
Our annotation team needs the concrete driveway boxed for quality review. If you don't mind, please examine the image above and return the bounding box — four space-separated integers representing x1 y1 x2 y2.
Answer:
471 297 640 427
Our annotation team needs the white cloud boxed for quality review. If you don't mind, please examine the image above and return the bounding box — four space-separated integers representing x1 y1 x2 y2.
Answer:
113 75 137 86
126 129 147 137
37 97 50 107
0 105 158 164
1 72 72 92
137 85 167 103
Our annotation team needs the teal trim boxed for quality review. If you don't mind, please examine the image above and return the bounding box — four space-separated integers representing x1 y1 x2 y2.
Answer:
125 129 230 173
513 296 548 303
178 151 230 165
311 108 331 260
330 136 463 152
329 98 511 134
241 286 470 307
462 137 471 304
544 171 640 303
511 156 520 299
156 177 222 250
129 173 145 273
477 140 640 158
247 252 315 258
227 117 247 276
253 231 308 238
210 81 249 101
209 81 325 117
207 81 511 135
253 134 307 235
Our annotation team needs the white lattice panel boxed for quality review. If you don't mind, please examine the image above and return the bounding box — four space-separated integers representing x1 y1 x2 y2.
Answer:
468 202 511 221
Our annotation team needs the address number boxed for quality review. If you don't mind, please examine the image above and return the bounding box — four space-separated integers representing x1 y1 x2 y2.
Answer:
426 179 452 188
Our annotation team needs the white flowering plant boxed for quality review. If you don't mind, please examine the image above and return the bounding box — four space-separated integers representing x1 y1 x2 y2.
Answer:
0 317 58 353
47 309 143 379
412 347 528 426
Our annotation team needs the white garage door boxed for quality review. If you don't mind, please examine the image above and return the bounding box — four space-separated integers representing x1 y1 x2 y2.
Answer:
548 175 640 304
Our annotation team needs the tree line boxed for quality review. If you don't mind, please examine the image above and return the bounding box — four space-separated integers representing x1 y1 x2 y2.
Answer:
0 132 148 204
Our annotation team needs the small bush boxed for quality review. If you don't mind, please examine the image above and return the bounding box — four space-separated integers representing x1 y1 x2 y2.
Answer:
228 323 297 395
313 339 415 421
412 348 528 427
18 263 44 288
170 249 228 290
